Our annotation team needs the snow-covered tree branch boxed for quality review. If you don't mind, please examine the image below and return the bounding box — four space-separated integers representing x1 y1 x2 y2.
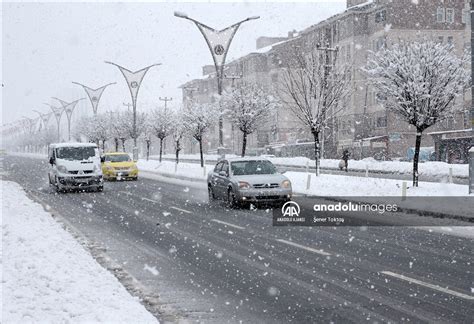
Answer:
151 107 174 162
365 40 470 186
223 83 276 157
279 45 352 175
183 103 218 167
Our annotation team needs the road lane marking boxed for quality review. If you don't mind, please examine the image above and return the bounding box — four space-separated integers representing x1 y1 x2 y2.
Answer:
381 271 474 300
119 191 132 196
141 197 158 203
170 206 191 214
276 239 331 256
211 219 245 230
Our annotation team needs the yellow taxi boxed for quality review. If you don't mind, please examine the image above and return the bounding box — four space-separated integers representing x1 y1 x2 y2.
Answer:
101 152 138 181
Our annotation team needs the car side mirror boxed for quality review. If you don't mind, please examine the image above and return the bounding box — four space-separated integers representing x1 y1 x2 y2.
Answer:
49 157 55 165
100 156 105 163
218 170 228 177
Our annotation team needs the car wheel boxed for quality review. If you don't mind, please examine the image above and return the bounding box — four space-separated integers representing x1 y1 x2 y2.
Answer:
227 188 238 209
208 185 216 202
55 177 63 193
97 185 104 192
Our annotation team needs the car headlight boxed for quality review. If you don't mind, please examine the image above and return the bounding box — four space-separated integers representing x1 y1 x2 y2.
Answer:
238 181 251 190
131 164 138 170
281 180 292 189
105 165 114 171
57 165 68 173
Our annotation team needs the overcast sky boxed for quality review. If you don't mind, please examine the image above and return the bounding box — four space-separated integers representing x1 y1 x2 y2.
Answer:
2 1 345 125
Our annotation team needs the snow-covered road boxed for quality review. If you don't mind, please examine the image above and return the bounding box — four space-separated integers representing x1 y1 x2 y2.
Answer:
2 154 473 323
1 180 159 323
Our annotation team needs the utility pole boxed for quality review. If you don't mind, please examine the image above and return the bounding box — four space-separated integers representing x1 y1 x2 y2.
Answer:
316 41 339 163
225 73 243 153
159 96 173 110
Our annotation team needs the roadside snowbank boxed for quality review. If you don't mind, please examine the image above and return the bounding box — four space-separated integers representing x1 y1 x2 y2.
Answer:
138 160 470 197
156 153 468 178
1 180 158 323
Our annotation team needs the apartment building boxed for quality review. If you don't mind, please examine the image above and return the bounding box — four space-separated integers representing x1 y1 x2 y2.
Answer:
181 0 471 160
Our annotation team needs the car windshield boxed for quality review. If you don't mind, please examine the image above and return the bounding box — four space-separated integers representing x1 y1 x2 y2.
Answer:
105 154 131 162
55 147 96 161
231 160 276 175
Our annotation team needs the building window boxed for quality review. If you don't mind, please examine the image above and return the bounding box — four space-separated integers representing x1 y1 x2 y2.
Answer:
376 116 387 128
375 37 386 51
438 36 444 44
437 7 445 23
462 9 471 24
446 8 455 23
375 10 386 23
447 36 453 45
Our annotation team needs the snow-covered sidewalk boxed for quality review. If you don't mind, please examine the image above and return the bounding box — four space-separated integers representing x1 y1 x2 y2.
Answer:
1 180 159 323
138 160 472 219
156 153 469 179
138 160 470 197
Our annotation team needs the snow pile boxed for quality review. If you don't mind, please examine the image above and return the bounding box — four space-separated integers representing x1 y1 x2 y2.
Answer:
1 180 158 323
286 172 468 197
155 153 469 178
137 160 470 197
270 157 469 178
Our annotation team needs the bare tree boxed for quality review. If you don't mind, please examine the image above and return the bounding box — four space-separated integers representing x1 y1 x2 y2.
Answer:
172 110 188 164
279 45 351 175
141 117 154 161
365 41 469 186
183 103 218 167
109 112 129 152
151 107 174 162
224 83 275 157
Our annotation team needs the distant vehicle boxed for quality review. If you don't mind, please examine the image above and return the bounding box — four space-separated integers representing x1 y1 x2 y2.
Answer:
48 143 103 192
207 157 292 208
101 152 138 181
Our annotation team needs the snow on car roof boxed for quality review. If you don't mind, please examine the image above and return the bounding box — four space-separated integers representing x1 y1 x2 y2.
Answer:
49 142 97 148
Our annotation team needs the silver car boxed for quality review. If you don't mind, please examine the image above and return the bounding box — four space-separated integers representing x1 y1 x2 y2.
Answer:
207 157 292 208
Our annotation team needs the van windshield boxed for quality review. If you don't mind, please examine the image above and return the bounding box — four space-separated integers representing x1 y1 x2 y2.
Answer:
56 147 96 161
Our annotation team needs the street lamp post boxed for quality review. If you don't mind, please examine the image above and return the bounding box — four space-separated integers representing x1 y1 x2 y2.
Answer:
174 12 259 155
72 82 115 115
106 61 160 161
33 110 53 132
53 97 84 141
44 103 64 142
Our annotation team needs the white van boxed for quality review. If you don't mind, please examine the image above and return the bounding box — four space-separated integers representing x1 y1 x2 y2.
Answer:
48 143 103 192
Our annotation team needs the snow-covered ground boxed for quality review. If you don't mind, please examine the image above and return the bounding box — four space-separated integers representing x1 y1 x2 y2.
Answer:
138 160 472 219
1 180 159 323
157 154 469 178
138 160 470 197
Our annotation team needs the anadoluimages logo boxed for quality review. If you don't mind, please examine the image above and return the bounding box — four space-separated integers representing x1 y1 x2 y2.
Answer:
281 201 300 217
